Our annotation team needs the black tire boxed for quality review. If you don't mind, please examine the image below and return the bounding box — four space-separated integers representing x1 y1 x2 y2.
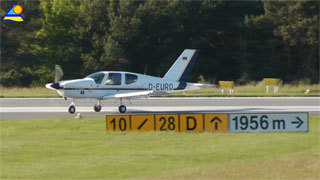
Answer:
94 104 102 112
68 105 76 114
119 105 126 113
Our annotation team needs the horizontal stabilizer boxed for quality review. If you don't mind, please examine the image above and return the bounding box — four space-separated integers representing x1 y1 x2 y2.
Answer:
191 83 216 88
180 83 216 91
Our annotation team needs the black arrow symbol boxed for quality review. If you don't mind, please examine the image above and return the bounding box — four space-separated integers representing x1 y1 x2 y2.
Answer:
211 117 222 130
211 117 222 123
291 117 303 128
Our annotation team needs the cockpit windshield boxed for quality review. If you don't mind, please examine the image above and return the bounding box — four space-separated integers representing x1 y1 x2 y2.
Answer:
86 72 105 84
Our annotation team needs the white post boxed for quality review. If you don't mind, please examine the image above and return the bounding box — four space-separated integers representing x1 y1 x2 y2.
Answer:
266 85 269 93
221 89 224 94
274 86 278 93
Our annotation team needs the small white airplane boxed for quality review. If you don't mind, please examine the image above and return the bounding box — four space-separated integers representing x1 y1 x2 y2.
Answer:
46 49 213 113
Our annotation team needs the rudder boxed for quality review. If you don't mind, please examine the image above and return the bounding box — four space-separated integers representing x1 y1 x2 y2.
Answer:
163 49 199 82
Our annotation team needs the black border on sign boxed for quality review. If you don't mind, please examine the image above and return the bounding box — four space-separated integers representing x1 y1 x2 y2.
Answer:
154 114 156 131
307 112 309 132
178 114 181 132
228 113 231 132
202 114 205 132
129 115 132 131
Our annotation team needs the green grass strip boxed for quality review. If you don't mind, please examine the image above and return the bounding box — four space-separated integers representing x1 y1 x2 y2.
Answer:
1 115 319 179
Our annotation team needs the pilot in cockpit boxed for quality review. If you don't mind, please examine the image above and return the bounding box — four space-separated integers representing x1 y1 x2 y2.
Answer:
105 73 121 85
105 79 113 85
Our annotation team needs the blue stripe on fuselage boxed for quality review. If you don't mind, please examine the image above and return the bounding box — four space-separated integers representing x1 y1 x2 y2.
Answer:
63 88 149 91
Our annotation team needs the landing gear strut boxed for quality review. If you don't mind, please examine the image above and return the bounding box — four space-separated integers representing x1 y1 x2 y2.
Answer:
94 100 102 112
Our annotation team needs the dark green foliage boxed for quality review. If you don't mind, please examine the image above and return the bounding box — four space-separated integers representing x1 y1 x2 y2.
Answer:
244 1 319 83
1 1 41 86
1 0 319 87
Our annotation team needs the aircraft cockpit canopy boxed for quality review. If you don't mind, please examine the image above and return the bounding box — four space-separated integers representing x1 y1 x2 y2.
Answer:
125 73 138 84
106 73 121 85
86 72 105 84
86 72 139 85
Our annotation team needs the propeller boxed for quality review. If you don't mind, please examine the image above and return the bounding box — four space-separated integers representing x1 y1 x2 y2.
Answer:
54 65 64 83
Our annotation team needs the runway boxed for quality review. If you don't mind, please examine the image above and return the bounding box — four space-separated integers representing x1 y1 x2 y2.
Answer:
1 97 319 119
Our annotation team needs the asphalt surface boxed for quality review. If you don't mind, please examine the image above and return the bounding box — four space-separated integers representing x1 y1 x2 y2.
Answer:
1 97 319 119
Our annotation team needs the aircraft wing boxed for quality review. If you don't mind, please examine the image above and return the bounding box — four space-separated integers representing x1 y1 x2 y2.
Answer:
102 90 155 99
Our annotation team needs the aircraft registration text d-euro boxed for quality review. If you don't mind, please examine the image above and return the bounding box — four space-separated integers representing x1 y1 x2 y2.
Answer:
148 83 174 91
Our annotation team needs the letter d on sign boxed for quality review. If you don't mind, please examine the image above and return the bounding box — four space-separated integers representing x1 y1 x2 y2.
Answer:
180 114 204 132
187 116 197 130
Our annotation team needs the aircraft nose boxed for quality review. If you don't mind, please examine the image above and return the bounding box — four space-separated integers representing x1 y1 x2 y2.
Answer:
51 83 61 89
45 82 62 90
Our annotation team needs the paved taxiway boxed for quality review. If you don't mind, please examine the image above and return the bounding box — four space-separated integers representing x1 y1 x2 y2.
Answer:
1 97 319 119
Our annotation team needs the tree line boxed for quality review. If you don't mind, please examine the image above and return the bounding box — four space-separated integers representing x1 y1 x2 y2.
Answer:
1 0 319 87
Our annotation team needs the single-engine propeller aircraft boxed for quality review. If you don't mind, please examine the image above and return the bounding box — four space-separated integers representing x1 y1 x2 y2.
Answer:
46 49 213 113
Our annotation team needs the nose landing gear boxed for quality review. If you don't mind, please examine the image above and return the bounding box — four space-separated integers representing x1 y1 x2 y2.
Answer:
68 101 76 114
94 100 102 112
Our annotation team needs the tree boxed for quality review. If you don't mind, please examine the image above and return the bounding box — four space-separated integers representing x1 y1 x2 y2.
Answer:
34 0 81 83
244 1 319 82
1 0 318 87
1 0 41 86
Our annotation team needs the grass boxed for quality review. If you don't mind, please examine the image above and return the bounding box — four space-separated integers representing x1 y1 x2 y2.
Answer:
1 115 319 179
0 83 319 98
0 87 59 98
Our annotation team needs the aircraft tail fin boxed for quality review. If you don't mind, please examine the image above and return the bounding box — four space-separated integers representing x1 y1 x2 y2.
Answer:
163 49 199 82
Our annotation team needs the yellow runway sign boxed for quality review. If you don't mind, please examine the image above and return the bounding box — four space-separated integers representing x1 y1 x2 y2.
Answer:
106 112 308 133
106 113 228 132
180 114 203 132
131 115 154 132
106 115 130 131
155 114 179 132
204 114 228 132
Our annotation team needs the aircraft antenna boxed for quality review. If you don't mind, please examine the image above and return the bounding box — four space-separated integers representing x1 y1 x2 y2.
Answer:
144 64 148 75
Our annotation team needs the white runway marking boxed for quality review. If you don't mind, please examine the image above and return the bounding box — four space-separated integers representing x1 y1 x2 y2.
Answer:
1 106 318 113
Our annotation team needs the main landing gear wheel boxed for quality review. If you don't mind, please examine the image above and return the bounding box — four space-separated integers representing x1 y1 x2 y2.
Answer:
94 104 102 112
68 105 76 114
119 105 127 113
